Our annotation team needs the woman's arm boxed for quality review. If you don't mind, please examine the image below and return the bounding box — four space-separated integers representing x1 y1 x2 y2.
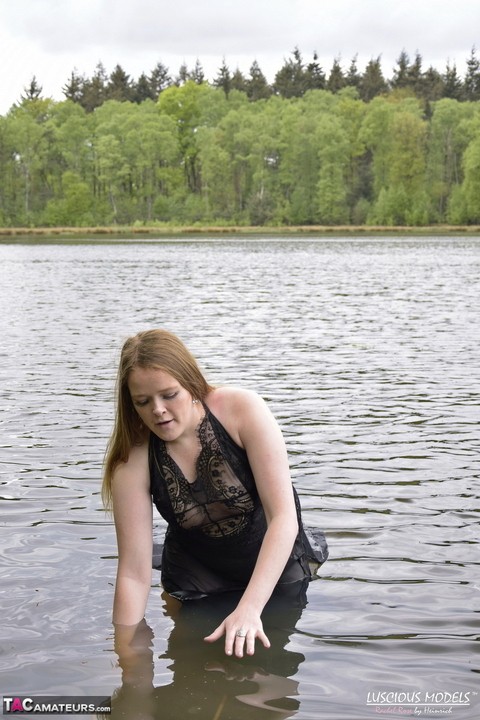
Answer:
204 389 299 657
111 441 153 626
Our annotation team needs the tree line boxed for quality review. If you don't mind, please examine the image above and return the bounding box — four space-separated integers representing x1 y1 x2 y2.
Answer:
21 47 480 110
1 65 480 228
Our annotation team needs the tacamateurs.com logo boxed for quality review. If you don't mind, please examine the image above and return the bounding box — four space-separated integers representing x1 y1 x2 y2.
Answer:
2 695 111 715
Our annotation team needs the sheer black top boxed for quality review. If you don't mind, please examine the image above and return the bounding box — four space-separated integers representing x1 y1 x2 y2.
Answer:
149 404 328 600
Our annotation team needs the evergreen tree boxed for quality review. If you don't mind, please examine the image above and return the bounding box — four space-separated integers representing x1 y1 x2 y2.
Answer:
391 50 410 89
80 62 108 112
305 52 326 90
327 58 346 93
21 76 43 102
246 61 272 101
346 55 361 89
421 66 445 103
107 64 133 101
191 59 205 84
175 63 189 86
214 59 232 97
464 47 480 101
273 47 306 98
133 73 156 103
443 61 463 100
230 68 248 94
359 57 388 101
407 51 425 96
149 62 172 97
62 69 85 103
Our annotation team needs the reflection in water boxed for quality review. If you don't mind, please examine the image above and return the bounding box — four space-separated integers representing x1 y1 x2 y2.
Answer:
107 585 309 720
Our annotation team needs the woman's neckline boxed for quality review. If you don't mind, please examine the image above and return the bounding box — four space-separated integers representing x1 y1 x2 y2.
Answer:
162 408 208 485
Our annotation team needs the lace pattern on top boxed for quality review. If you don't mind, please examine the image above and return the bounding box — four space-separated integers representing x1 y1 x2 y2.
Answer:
150 410 255 539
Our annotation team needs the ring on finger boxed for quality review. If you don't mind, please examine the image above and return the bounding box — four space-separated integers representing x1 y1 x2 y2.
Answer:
235 629 247 638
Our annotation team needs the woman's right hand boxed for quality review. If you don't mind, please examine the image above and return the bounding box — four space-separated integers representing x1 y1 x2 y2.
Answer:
204 601 271 658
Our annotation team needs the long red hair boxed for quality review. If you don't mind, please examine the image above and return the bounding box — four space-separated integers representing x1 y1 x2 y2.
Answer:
102 329 213 509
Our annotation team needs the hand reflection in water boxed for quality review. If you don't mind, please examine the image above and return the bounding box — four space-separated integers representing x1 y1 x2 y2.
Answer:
106 582 308 720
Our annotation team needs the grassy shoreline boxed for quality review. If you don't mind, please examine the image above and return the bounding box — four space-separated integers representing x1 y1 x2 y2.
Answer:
1 224 480 240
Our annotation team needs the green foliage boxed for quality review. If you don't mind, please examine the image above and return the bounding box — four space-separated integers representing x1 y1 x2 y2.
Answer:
246 61 272 101
456 132 480 222
10 46 480 119
1 84 480 228
42 171 94 226
425 99 476 219
464 47 480 101
359 57 388 102
21 76 43 102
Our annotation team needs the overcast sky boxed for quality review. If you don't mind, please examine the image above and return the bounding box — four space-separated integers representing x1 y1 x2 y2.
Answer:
0 0 478 113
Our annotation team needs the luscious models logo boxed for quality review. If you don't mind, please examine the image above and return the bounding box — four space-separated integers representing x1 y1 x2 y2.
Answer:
366 690 476 716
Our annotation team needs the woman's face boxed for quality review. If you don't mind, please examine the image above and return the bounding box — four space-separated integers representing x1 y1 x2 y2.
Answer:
128 366 200 443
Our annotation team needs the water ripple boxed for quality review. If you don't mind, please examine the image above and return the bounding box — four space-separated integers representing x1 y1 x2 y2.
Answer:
0 237 479 719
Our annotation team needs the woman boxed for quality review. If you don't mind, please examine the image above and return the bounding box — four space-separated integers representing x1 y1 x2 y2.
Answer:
102 329 327 658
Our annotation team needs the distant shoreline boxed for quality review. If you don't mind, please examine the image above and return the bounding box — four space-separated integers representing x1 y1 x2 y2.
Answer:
1 224 480 240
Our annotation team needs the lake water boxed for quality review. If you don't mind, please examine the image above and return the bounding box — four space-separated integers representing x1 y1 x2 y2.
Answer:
0 236 478 720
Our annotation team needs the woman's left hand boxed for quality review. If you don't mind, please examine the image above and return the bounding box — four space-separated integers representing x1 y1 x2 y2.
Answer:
204 605 271 657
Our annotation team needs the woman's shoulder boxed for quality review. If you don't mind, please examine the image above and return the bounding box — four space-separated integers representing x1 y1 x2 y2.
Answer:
206 385 265 413
112 439 150 486
205 386 268 446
